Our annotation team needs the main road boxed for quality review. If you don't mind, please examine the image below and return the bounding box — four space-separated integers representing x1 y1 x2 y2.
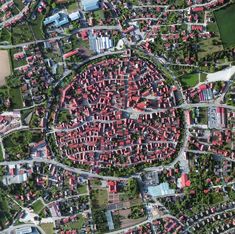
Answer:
0 158 128 181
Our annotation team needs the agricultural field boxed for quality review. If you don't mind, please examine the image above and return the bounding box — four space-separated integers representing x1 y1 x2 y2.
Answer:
214 3 235 48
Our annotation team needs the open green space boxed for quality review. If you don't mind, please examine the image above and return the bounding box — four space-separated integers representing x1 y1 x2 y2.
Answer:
3 130 42 160
40 223 54 234
66 0 78 13
178 73 199 89
214 3 235 48
30 15 45 40
9 87 23 109
91 189 108 209
94 9 105 22
198 23 223 59
32 199 44 214
78 184 87 194
200 73 207 82
14 0 25 10
11 23 34 45
9 49 27 69
21 108 34 125
0 146 3 162
0 28 12 43
64 215 85 230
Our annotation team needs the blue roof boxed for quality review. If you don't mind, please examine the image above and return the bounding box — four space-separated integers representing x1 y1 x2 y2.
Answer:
105 211 114 231
44 13 69 27
147 182 175 197
81 0 99 11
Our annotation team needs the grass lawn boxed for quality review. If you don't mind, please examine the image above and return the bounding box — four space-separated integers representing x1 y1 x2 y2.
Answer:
11 23 34 45
0 146 3 162
14 0 25 10
94 9 105 21
9 87 23 109
92 189 108 209
58 109 71 123
66 0 78 13
30 15 45 40
200 73 207 82
64 215 85 230
40 223 54 234
178 73 199 89
32 199 44 214
78 184 87 194
198 22 223 59
21 108 34 124
214 3 235 48
0 28 12 43
198 107 208 125
3 130 42 160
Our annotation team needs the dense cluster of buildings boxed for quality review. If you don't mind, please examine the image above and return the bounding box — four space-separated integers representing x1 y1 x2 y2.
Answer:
0 111 21 135
44 11 81 28
55 56 182 167
88 30 114 53
0 0 30 28
2 163 33 185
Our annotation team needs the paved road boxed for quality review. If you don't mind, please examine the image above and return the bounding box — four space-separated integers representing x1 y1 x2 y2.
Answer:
0 25 121 49
186 150 235 163
179 103 235 110
0 158 128 181
2 224 46 234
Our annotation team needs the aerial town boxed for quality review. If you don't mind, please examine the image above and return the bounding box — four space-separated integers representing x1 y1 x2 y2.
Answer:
0 0 234 234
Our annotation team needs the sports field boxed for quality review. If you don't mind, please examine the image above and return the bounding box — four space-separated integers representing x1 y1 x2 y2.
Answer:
214 3 235 48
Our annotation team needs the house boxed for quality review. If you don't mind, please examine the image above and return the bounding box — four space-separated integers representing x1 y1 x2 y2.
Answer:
180 173 191 188
63 49 78 59
108 181 117 193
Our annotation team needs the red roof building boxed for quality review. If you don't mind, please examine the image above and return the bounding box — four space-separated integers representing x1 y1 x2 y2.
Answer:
63 49 78 59
181 173 191 188
108 181 117 193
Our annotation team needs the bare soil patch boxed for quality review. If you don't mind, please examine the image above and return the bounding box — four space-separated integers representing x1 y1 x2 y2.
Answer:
0 50 11 86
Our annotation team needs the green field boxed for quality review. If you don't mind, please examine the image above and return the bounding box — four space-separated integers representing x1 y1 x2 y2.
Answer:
32 199 44 214
91 189 108 209
178 73 199 89
9 87 23 109
214 3 235 48
0 146 3 162
40 223 54 234
64 215 85 230
94 9 105 22
78 184 87 194
0 28 12 43
3 130 42 160
11 23 34 45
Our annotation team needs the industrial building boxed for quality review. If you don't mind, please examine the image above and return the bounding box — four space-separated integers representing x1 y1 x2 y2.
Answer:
44 12 69 27
81 0 100 11
147 182 175 197
88 30 113 53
